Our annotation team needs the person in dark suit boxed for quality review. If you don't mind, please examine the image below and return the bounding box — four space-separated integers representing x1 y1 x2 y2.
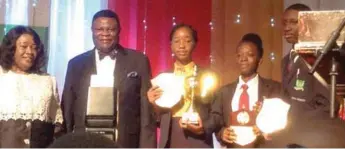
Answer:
204 33 289 148
147 24 216 148
261 4 345 147
282 3 332 118
61 9 156 148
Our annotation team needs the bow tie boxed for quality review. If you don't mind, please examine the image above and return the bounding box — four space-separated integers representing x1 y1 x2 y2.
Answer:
98 50 117 60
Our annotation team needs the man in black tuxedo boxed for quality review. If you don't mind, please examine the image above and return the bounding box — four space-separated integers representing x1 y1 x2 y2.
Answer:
205 33 289 148
61 9 156 148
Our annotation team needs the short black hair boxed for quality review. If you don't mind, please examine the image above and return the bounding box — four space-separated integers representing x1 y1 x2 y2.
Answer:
240 33 264 59
169 23 198 43
48 132 118 148
92 9 121 32
285 3 311 12
0 25 45 74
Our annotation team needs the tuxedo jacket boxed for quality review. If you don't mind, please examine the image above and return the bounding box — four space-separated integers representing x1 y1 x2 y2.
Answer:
61 45 156 148
158 67 215 148
204 76 289 148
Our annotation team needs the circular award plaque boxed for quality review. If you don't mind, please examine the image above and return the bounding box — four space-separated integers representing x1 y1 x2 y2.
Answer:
237 111 250 125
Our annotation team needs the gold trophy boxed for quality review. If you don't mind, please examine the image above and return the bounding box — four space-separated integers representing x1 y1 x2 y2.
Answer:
181 65 199 125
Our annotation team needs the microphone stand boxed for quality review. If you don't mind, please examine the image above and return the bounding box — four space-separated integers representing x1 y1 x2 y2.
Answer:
309 18 345 118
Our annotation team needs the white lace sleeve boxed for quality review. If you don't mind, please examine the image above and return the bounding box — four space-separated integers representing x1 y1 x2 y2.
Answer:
50 76 63 124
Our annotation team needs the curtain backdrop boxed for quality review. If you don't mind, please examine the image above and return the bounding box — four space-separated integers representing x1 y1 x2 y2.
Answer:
47 0 107 95
108 0 212 77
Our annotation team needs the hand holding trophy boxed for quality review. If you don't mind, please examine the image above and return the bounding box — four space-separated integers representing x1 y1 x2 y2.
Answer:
179 112 204 135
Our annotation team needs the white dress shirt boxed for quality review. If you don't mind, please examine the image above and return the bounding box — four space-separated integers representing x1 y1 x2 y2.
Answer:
95 49 116 76
231 74 259 111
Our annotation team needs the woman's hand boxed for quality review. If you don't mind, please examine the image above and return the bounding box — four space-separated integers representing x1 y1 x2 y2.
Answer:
178 113 205 135
147 85 163 105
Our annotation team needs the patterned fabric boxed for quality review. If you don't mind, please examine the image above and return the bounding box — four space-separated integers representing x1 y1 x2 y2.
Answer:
172 61 196 117
0 71 62 123
0 71 63 148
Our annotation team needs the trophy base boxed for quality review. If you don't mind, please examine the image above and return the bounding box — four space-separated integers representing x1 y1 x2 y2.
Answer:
181 112 199 125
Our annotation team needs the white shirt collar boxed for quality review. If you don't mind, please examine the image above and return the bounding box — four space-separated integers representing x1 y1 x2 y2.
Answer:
95 48 100 61
94 48 116 76
238 73 259 87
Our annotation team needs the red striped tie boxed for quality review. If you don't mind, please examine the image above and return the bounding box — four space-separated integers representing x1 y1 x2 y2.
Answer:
239 84 249 110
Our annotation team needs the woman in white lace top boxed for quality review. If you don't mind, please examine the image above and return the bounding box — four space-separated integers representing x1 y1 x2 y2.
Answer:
0 26 63 148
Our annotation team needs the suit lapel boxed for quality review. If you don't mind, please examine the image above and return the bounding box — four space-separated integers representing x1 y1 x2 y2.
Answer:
258 76 270 102
225 80 237 126
229 81 237 107
114 46 128 89
75 49 96 130
82 49 97 79
284 55 301 86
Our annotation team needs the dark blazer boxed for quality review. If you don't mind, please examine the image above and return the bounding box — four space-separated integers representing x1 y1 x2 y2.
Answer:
259 55 345 148
61 45 156 148
282 54 333 115
158 67 214 148
204 76 289 148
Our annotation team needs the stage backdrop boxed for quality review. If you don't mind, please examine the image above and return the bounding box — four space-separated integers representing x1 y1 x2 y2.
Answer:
108 0 212 77
108 0 285 85
211 0 284 85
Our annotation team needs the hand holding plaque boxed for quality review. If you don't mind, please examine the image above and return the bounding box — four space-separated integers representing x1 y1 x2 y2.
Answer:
147 85 163 104
150 73 184 108
230 109 257 146
221 127 237 144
